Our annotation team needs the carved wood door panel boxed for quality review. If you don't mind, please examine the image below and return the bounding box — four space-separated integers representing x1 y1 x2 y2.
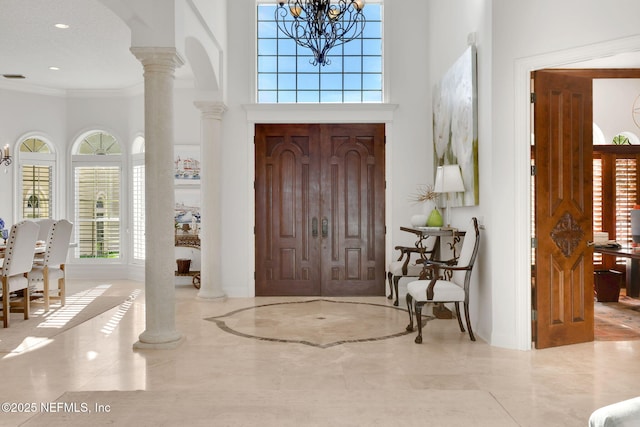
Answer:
533 70 594 349
255 123 385 297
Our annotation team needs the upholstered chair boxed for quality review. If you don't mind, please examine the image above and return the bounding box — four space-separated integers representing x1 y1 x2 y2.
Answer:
387 235 438 306
405 217 480 343
0 221 40 328
27 219 73 312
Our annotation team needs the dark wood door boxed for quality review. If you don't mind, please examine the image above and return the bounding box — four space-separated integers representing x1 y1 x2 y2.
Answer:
533 70 594 349
255 123 385 296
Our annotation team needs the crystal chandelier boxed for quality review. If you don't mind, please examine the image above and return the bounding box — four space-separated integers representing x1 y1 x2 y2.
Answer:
275 0 366 66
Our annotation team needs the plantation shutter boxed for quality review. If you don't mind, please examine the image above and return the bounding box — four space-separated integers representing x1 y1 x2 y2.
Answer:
21 164 52 219
593 157 603 264
74 166 121 259
592 147 640 269
615 157 638 265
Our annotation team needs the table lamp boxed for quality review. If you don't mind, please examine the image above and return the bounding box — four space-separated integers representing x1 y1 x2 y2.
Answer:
434 164 465 229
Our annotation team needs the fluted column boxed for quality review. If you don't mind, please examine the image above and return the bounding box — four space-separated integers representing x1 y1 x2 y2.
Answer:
131 47 184 349
194 101 227 300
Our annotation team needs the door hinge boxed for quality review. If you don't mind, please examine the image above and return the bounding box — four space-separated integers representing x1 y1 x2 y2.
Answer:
531 93 537 103
532 309 537 321
531 165 536 176
531 237 537 249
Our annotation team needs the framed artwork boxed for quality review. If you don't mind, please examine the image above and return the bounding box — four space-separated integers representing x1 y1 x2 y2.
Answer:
433 45 479 207
174 145 201 185
175 188 201 225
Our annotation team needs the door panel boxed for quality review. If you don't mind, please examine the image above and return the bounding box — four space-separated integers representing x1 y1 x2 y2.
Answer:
255 123 385 296
533 70 594 349
321 124 385 295
255 124 321 296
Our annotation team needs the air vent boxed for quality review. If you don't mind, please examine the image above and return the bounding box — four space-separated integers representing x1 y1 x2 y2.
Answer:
3 74 25 79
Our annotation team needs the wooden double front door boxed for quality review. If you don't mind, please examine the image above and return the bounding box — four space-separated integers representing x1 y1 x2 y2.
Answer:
255 123 385 296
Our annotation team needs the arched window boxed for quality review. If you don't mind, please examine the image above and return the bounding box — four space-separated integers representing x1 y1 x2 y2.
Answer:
72 131 122 261
132 136 145 263
18 137 55 219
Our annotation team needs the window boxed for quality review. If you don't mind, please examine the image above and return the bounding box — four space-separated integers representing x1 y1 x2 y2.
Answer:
593 145 640 269
72 131 122 260
132 136 145 263
18 137 54 220
257 1 383 103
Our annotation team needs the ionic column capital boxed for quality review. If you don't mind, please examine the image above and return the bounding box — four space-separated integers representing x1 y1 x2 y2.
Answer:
130 47 185 73
194 101 227 120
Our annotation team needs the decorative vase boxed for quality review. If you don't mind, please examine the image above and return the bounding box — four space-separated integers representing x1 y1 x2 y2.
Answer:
427 207 443 227
410 214 429 227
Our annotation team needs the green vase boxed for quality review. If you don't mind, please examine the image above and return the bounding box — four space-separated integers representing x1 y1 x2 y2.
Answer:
427 207 443 227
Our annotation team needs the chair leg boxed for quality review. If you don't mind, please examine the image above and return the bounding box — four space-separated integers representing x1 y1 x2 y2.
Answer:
387 272 393 300
43 266 50 312
23 286 29 320
454 302 465 332
405 293 414 332
414 301 425 344
464 302 476 341
2 278 8 328
59 276 65 306
393 276 401 306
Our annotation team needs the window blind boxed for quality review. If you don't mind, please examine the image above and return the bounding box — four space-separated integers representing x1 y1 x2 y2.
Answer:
615 158 637 265
21 164 52 219
74 166 121 259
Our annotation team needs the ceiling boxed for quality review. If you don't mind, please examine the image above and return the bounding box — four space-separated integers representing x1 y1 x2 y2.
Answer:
0 0 638 94
0 0 146 92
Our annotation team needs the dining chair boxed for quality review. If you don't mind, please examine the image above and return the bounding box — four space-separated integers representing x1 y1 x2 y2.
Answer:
32 218 56 262
34 218 56 243
405 217 480 343
27 219 73 312
387 235 438 306
0 220 40 328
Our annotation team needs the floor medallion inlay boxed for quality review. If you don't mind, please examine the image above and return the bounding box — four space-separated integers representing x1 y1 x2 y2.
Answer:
205 299 431 348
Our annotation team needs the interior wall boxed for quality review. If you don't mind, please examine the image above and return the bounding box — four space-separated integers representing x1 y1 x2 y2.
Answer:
593 79 640 143
427 0 492 343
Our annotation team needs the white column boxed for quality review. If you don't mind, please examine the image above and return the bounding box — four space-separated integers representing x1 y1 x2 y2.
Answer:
194 101 227 300
131 47 184 349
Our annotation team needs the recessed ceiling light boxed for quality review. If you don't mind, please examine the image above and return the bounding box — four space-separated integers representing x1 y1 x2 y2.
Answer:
49 66 60 71
54 23 69 29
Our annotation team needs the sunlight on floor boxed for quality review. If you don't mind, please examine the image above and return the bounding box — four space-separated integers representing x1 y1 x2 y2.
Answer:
100 289 141 335
36 284 111 329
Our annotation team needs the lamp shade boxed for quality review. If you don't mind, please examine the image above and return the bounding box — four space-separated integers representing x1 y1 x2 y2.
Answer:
434 164 465 193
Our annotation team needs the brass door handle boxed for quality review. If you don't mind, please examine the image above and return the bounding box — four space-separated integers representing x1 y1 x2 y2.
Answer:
322 217 328 238
312 217 318 238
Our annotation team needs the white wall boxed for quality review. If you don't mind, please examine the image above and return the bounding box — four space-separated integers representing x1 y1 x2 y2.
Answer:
594 79 640 143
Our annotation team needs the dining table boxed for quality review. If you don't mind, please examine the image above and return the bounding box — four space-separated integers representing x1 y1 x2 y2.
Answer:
0 240 47 260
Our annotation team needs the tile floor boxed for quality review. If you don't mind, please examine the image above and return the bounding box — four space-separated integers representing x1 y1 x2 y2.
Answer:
1 279 639 426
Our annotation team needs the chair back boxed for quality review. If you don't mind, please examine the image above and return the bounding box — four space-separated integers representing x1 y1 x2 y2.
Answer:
451 217 480 290
1 221 39 277
43 220 73 267
34 218 56 242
